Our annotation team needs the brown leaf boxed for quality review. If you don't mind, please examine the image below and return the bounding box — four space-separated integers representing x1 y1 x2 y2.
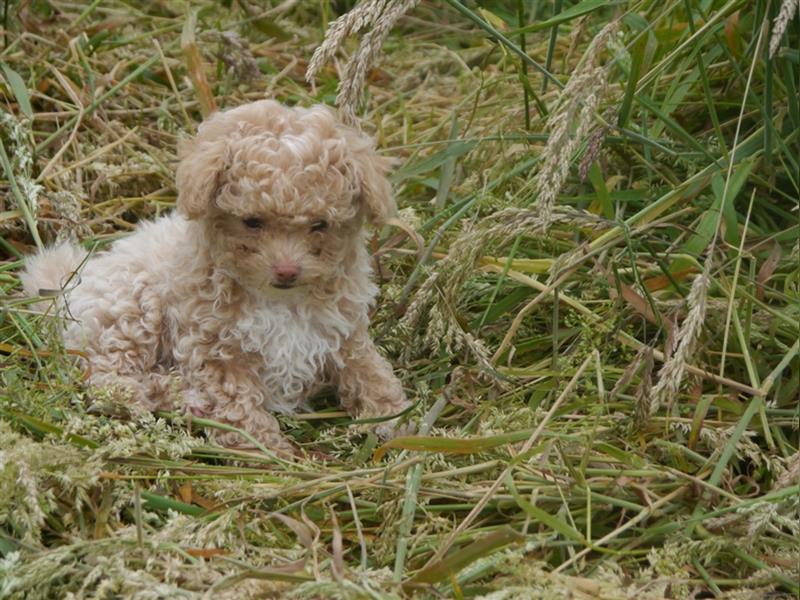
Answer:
178 482 193 504
756 242 782 301
643 267 694 292
186 547 228 558
191 491 218 511
270 513 315 549
688 379 703 406
609 274 673 336
85 18 129 36
663 314 678 360
724 11 741 54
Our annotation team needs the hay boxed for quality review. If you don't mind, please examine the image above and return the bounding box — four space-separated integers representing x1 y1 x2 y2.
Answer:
1 0 798 598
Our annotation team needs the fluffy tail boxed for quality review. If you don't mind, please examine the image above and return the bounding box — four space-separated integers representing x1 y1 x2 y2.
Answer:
20 243 87 298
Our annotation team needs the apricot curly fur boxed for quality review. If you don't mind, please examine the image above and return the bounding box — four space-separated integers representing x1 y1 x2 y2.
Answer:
21 100 410 454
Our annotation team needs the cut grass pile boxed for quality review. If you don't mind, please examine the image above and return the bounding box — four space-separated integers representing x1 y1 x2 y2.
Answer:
0 0 798 598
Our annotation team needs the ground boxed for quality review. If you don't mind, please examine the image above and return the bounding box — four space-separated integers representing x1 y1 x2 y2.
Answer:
0 0 798 598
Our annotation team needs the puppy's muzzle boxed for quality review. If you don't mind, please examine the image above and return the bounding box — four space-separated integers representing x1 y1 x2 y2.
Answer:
272 262 300 289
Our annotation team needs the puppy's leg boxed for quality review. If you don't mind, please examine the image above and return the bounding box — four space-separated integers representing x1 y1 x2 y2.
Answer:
88 367 179 413
78 303 178 412
182 360 298 457
335 329 411 439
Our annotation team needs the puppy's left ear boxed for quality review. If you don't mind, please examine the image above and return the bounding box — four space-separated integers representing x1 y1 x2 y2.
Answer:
355 149 397 226
176 136 227 219
176 110 233 219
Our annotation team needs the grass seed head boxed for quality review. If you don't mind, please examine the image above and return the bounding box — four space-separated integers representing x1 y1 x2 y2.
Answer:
647 264 711 417
534 21 618 225
307 0 421 124
769 0 800 58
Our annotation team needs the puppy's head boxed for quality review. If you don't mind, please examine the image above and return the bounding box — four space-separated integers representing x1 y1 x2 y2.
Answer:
176 100 395 295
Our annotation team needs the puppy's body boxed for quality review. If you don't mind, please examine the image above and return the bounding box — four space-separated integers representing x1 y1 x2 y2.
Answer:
22 101 409 453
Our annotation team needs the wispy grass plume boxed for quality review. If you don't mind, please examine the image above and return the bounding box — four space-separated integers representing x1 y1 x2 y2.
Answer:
647 263 711 417
533 21 618 225
769 0 799 58
307 0 420 123
403 206 596 364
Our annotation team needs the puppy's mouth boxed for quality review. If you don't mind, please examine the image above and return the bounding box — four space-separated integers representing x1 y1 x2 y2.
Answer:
271 283 296 290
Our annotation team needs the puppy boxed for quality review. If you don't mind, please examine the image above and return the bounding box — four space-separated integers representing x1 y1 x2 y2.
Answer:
21 100 410 455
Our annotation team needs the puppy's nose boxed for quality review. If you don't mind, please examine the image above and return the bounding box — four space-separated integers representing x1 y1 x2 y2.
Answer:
272 263 300 287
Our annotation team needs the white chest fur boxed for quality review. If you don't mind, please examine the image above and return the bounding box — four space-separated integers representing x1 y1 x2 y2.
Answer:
230 299 351 414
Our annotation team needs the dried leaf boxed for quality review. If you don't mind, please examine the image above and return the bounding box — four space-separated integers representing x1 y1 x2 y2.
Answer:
756 242 782 301
608 273 673 335
185 547 228 558
644 267 694 291
270 513 315 549
178 482 193 504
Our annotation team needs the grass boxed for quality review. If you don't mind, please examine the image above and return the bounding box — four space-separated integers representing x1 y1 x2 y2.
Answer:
1 0 798 598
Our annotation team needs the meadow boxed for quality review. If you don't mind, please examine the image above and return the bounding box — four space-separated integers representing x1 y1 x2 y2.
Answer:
0 0 798 597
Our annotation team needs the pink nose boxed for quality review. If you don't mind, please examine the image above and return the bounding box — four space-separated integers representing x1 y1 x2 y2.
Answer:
272 263 300 286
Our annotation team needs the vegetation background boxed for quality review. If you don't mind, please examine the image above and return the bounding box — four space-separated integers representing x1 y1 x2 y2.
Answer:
0 0 798 598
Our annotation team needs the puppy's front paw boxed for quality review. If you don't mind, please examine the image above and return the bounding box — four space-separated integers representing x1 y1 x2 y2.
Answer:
337 350 413 440
212 429 301 459
365 390 414 440
374 415 416 441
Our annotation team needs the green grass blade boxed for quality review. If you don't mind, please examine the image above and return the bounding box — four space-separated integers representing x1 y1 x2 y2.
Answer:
0 62 33 119
406 526 524 586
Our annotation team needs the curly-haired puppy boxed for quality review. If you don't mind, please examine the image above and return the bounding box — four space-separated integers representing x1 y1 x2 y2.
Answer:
21 100 410 455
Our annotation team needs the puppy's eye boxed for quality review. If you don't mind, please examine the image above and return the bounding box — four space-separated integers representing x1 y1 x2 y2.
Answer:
310 220 328 232
243 217 264 229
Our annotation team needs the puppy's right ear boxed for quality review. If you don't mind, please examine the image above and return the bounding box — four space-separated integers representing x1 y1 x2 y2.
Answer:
175 134 227 220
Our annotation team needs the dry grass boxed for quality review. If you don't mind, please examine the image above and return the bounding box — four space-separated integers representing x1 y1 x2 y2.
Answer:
1 0 798 598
